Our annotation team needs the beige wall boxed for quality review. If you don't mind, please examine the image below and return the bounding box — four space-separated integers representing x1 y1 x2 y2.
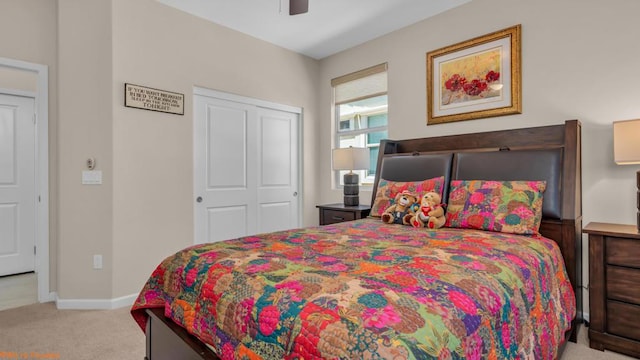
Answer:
58 0 114 299
318 0 640 318
109 0 320 297
0 0 58 292
48 0 322 299
319 0 640 220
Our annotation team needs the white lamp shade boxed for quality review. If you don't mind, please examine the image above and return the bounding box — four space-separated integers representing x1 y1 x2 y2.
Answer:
614 119 640 165
332 147 370 171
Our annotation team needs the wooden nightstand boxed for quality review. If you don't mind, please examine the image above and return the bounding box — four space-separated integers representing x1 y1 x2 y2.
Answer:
316 203 371 225
584 222 640 358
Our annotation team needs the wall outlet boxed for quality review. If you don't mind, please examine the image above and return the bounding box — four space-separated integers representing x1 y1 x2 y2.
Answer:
93 254 103 270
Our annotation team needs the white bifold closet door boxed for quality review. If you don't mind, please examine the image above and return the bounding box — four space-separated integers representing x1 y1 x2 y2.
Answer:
194 91 300 244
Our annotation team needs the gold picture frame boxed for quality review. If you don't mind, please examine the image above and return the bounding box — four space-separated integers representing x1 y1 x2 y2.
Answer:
427 25 521 125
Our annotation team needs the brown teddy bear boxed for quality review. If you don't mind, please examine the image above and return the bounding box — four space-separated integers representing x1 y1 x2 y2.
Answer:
409 192 446 229
381 190 418 225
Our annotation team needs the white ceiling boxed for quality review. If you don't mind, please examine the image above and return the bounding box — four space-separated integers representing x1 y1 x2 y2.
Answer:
156 0 471 60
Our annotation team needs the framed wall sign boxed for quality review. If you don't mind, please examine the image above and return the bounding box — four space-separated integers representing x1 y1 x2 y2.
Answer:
124 83 184 115
427 25 521 125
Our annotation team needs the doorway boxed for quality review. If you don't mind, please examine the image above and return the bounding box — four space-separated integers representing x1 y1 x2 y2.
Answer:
0 94 36 277
0 57 50 303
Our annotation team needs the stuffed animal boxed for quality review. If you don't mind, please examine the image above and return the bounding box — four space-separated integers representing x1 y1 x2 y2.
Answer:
381 190 418 225
409 192 446 229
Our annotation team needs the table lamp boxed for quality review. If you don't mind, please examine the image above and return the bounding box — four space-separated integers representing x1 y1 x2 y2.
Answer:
613 119 640 231
332 146 370 206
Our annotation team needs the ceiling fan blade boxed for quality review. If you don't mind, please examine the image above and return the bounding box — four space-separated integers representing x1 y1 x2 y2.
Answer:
289 0 308 15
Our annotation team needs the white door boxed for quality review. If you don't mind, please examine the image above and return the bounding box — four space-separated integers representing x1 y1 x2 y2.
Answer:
256 107 299 234
194 93 300 244
0 94 36 276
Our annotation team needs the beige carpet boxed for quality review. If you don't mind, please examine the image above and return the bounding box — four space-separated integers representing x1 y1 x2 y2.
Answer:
0 302 144 360
0 302 635 359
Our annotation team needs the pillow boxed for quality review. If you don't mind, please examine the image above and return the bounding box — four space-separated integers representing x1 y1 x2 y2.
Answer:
371 176 445 217
445 180 546 235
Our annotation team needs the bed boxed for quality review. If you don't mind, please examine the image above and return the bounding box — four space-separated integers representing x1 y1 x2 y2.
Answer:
132 120 582 360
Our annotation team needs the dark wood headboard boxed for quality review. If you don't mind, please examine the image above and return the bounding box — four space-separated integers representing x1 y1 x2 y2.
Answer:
371 120 582 340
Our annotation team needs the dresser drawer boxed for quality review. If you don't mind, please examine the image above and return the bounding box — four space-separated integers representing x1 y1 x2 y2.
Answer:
607 301 640 341
322 209 355 224
585 222 640 357
607 237 640 268
607 266 640 305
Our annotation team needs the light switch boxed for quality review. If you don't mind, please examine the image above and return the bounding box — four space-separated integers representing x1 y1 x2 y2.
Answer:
82 170 103 185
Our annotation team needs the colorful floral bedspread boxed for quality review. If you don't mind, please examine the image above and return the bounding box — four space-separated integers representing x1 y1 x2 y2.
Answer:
131 218 575 359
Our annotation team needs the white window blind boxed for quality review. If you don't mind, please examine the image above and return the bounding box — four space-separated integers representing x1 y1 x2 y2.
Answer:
332 63 387 105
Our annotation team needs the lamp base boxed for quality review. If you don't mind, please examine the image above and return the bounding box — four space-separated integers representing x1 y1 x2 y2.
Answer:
343 173 359 206
344 196 359 206
637 170 639 232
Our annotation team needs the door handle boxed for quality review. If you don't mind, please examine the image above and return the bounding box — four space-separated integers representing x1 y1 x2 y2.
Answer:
196 196 203 203
293 192 298 197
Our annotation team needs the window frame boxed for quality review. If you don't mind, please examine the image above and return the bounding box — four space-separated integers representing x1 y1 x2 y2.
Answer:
331 63 388 189
335 105 388 186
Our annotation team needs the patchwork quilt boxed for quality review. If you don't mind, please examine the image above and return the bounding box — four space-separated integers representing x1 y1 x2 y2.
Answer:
131 218 575 359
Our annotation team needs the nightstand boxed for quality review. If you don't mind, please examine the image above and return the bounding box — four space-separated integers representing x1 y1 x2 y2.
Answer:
584 222 640 358
316 203 371 225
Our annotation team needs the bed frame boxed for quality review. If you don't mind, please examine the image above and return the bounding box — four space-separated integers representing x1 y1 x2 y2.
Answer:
143 120 582 360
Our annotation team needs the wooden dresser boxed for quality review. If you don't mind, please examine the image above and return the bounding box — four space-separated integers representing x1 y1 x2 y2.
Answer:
584 222 640 358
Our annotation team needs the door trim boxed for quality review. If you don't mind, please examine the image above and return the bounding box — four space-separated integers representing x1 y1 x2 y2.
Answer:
0 57 51 302
192 87 303 244
194 87 302 114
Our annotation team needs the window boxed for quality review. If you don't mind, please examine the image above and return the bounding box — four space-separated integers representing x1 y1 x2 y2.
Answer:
332 63 388 186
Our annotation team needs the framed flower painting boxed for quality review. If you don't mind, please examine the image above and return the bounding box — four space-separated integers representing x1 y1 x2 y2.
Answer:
427 25 521 125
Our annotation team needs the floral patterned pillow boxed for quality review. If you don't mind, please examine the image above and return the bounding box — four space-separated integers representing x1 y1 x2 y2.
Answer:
371 177 445 217
445 180 546 235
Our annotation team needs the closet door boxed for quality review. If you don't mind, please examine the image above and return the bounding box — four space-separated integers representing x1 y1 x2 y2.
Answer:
194 96 257 243
194 92 300 244
256 107 299 234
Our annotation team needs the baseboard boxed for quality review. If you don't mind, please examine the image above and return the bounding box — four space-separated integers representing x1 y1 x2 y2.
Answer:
42 291 57 303
55 293 137 310
583 311 590 323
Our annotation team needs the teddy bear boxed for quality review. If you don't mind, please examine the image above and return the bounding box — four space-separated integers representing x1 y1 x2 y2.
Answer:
409 191 446 229
381 190 418 225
